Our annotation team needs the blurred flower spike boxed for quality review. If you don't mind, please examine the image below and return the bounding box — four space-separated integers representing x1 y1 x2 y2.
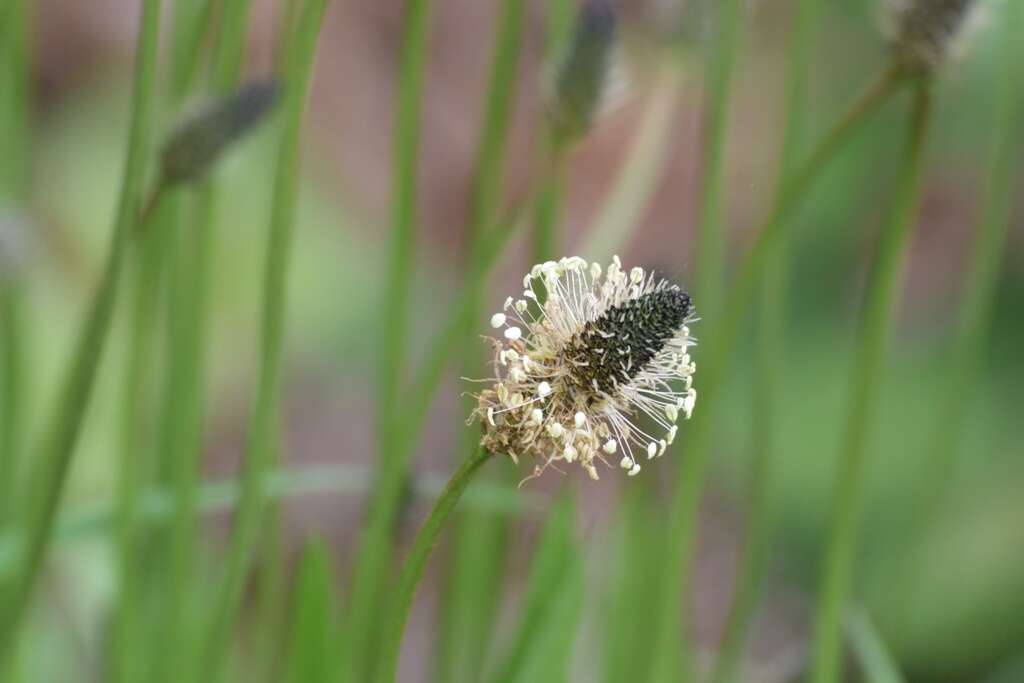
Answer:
883 0 986 73
471 256 697 482
160 80 282 186
547 0 622 145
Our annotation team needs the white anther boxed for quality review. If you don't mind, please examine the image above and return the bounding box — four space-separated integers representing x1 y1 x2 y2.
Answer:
509 367 526 383
547 422 565 439
666 425 678 445
590 262 602 281
683 390 696 419
620 456 632 469
491 313 506 328
523 289 537 300
563 444 577 463
665 404 679 422
486 407 496 427
504 326 522 341
530 408 543 425
647 442 658 459
628 463 641 476
574 412 586 428
503 296 514 310
630 267 644 284
658 439 667 457
537 381 552 398
603 439 618 454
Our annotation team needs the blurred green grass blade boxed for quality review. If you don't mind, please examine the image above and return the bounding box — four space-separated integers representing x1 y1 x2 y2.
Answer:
113 207 168 683
169 0 217 99
160 0 254 676
490 493 582 683
916 0 1024 555
846 607 907 683
647 63 906 682
694 0 745 321
0 0 31 525
438 2 526 681
809 83 932 683
346 0 434 678
375 447 493 683
203 0 327 675
580 61 684 261
0 0 30 197
602 486 661 683
711 1 821 681
0 0 163 663
285 539 343 683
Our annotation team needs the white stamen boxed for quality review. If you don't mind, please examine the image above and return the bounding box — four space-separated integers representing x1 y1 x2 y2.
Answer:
683 390 696 419
666 425 678 445
486 407 496 426
603 439 618 454
537 381 552 398
547 422 565 439
574 412 586 428
628 463 641 476
563 444 577 463
491 313 506 328
647 442 658 459
530 408 543 425
504 326 522 341
619 456 632 469
665 405 679 422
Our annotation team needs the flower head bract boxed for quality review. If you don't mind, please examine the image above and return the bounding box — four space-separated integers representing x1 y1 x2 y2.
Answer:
471 256 697 481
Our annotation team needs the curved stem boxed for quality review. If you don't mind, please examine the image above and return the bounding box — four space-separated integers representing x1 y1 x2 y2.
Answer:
809 81 932 683
646 63 907 681
0 0 163 661
202 0 327 674
375 447 493 683
349 1 434 676
711 0 822 680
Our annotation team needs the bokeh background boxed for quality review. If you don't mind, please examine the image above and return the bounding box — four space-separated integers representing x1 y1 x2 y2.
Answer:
2 0 1023 681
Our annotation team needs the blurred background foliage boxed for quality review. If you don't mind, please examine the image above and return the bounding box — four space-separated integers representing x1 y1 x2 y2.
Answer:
1 0 1023 681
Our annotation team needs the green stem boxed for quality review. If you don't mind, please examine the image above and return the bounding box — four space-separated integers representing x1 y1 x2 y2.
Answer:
375 447 493 683
695 0 745 320
531 137 566 264
113 204 168 683
0 288 26 524
0 0 31 527
913 0 1024 570
347 1 434 676
160 0 253 675
202 0 327 674
809 81 932 683
711 1 820 680
439 2 526 680
0 0 163 661
646 63 907 681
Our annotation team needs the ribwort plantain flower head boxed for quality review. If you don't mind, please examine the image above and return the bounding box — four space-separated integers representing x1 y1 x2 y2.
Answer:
161 81 281 186
470 256 697 481
882 0 986 72
547 0 624 145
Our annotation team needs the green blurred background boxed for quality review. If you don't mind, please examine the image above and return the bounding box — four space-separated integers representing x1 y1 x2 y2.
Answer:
2 0 1023 681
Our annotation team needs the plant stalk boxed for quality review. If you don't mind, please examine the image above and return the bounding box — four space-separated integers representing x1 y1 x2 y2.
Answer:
809 81 932 683
375 447 493 683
